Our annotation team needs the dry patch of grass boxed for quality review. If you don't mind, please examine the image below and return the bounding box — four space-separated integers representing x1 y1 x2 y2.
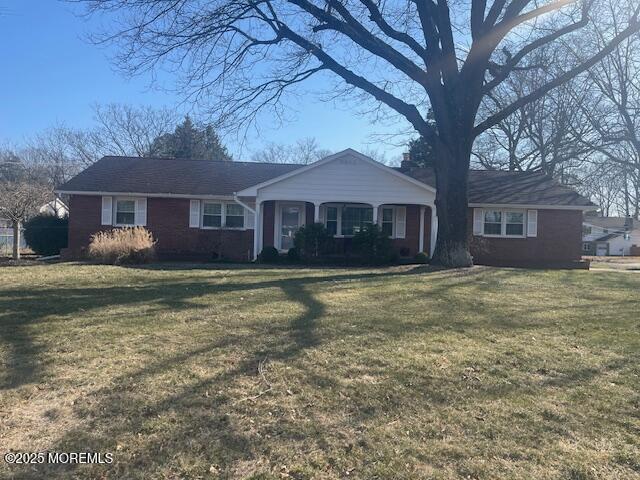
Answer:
0 263 639 479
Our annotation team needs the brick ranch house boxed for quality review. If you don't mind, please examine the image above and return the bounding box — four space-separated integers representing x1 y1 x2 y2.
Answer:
57 149 595 266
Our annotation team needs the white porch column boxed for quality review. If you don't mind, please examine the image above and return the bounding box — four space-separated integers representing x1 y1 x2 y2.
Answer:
253 201 262 260
314 202 320 222
430 207 438 258
419 206 426 253
371 204 380 225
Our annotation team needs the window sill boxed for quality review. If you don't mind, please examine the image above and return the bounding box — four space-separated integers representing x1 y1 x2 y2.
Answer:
480 234 527 239
201 226 248 231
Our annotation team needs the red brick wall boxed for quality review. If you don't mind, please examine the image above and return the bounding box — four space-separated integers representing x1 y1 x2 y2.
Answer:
391 204 431 257
66 195 253 261
262 201 275 248
468 208 583 266
67 195 109 257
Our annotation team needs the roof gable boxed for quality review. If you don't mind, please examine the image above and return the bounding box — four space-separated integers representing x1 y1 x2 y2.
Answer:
236 149 436 197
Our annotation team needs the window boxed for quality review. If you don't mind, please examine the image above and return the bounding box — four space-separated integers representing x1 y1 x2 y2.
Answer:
203 202 222 228
483 210 502 235
382 207 394 237
482 209 526 237
582 225 592 235
115 199 135 225
225 203 244 228
341 206 372 236
326 207 338 236
505 212 524 236
582 242 591 252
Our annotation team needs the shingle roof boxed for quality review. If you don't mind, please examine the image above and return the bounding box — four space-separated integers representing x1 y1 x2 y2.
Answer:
58 156 304 196
399 167 595 207
58 155 595 208
583 216 637 230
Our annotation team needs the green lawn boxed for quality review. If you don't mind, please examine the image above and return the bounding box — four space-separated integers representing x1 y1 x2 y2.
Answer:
1 263 639 479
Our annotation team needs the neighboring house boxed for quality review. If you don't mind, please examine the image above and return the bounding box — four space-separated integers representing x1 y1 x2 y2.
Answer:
39 198 69 218
56 149 595 266
582 216 640 256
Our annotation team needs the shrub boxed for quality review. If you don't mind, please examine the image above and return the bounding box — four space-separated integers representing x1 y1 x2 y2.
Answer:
23 214 68 256
287 247 300 263
88 227 156 265
294 223 333 260
414 252 429 264
258 246 280 263
352 224 398 265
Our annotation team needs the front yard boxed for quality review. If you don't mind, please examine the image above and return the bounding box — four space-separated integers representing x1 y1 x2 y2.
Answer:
1 263 639 479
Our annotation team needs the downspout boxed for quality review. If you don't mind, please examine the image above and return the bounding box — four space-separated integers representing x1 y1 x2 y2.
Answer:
232 194 255 213
233 193 258 261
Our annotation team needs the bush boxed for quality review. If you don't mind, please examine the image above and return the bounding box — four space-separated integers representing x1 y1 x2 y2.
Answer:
294 223 333 260
23 214 68 256
352 224 398 265
287 247 300 263
414 252 429 264
258 246 280 263
88 227 156 265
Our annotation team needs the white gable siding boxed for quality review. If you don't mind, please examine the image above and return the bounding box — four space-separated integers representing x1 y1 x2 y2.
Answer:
256 153 435 205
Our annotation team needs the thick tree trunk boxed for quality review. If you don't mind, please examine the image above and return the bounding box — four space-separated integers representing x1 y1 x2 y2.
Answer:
12 221 21 260
431 143 473 268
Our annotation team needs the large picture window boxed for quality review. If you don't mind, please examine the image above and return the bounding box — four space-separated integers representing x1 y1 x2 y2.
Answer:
341 206 373 236
115 199 135 226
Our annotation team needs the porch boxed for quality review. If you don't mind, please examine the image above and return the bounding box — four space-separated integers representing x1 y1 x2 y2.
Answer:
253 200 437 259
234 149 439 260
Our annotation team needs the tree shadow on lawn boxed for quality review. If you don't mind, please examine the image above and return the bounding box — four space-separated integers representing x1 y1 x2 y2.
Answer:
2 266 639 478
0 265 632 391
0 266 492 390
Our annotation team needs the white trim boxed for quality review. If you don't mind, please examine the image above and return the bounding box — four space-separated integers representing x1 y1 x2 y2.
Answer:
469 202 595 211
236 149 437 196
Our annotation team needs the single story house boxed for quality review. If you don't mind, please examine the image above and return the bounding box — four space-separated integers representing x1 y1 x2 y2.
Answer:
56 149 595 266
582 216 640 256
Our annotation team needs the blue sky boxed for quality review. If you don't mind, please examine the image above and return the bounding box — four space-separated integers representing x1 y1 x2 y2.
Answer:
0 0 408 161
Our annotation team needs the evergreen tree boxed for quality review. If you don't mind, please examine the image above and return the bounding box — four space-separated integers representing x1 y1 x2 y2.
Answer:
149 116 232 161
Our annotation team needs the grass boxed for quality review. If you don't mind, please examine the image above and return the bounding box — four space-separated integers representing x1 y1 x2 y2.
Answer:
0 263 639 479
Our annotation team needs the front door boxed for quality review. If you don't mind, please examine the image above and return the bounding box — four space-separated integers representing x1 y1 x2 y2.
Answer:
280 204 302 250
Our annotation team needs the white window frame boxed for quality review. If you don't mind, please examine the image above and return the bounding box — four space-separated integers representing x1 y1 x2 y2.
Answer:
200 201 247 230
481 208 527 238
322 203 374 238
582 242 591 252
114 197 137 227
202 202 223 229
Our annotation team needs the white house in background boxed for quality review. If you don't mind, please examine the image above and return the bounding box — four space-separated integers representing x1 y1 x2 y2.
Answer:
582 216 640 256
39 199 69 218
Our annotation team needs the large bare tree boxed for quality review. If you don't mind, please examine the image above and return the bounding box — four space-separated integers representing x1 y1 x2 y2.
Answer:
77 0 640 266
